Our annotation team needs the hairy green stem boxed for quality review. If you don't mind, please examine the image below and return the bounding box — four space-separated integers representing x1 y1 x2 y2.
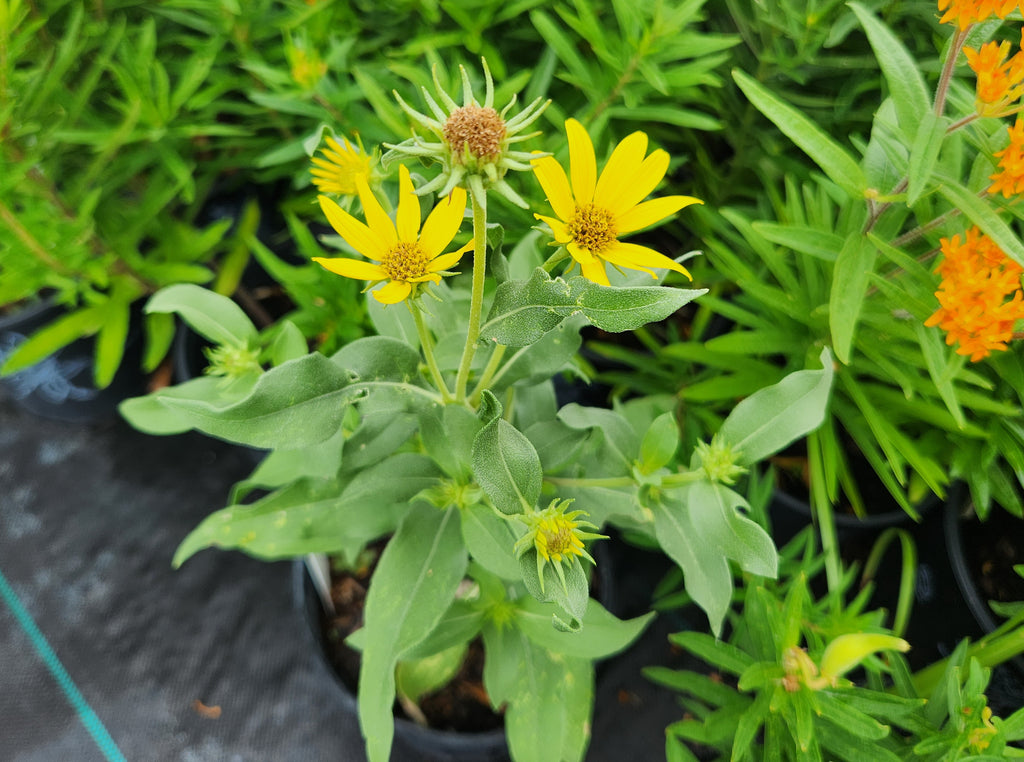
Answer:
469 343 506 406
454 194 488 402
408 299 451 401
545 475 635 489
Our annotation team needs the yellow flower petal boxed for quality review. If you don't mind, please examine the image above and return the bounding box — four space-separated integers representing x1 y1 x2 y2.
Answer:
372 279 413 304
534 213 571 243
419 187 467 258
427 241 473 274
395 165 421 241
579 255 609 285
594 131 648 209
531 154 575 222
325 135 349 154
312 256 388 281
355 176 396 248
602 241 692 280
616 195 703 235
317 195 387 261
566 118 596 205
566 240 596 267
606 149 670 217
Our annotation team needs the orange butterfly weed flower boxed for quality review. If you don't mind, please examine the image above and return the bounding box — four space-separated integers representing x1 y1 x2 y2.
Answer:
939 0 1020 29
925 227 1024 361
990 118 1024 196
964 34 1024 117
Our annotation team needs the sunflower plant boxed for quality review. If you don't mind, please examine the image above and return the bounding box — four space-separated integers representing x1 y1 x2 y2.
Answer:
119 60 835 762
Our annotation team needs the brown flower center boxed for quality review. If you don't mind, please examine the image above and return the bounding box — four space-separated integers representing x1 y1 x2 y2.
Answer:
567 203 617 254
443 105 506 163
383 241 429 281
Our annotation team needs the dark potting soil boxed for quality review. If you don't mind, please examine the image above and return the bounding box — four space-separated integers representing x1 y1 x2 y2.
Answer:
318 556 505 734
960 507 1024 606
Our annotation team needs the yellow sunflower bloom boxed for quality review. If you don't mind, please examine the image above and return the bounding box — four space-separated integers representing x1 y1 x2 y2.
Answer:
310 135 373 196
313 165 471 304
531 118 702 286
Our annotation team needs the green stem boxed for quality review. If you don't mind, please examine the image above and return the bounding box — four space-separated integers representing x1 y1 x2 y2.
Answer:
860 528 917 638
808 431 843 608
545 476 635 489
934 27 970 118
661 471 711 488
468 343 506 406
408 299 451 401
454 194 488 402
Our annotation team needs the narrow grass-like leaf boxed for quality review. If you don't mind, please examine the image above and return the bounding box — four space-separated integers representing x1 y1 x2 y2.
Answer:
830 234 878 364
733 69 867 198
850 3 930 139
907 112 948 205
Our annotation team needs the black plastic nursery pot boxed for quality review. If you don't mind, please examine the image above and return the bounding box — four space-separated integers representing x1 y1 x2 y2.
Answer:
0 297 147 423
943 492 1024 681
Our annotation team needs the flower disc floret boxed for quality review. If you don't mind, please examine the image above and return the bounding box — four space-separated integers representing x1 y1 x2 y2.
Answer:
532 118 703 286
444 105 506 163
313 164 471 304
514 499 605 595
384 59 549 209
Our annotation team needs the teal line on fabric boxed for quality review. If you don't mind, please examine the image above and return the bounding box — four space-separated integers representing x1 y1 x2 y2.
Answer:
0 566 128 762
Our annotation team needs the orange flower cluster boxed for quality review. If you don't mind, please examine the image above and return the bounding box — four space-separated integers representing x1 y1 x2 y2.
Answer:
964 34 1024 116
925 227 1024 361
990 118 1024 195
940 0 1024 29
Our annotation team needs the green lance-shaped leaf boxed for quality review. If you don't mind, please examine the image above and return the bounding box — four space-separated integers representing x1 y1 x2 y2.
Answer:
716 347 835 467
94 294 131 389
518 550 590 631
330 335 421 383
481 268 705 347
156 352 361 449
0 305 105 376
733 69 868 198
638 411 680 474
651 492 733 637
119 375 256 435
145 283 257 347
472 390 543 515
830 233 878 364
482 268 575 346
939 182 1024 266
566 276 706 333
359 504 468 762
514 596 653 660
460 502 520 580
172 453 440 566
558 403 640 470
482 623 593 762
850 2 930 139
751 222 843 262
686 480 777 579
419 403 483 480
907 112 949 206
